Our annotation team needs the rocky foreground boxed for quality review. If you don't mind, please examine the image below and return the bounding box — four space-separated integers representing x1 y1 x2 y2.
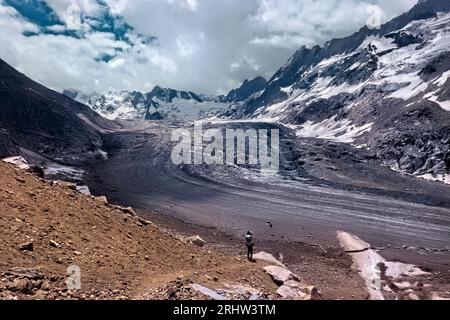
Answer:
1 159 449 300
0 160 325 300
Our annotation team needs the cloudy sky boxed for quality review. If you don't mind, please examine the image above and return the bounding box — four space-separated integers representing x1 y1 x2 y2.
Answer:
0 0 417 95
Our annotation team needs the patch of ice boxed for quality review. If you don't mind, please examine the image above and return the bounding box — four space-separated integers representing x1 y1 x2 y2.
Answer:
337 231 428 300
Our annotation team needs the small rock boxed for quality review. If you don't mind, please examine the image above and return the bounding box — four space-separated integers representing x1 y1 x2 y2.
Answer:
50 240 62 248
138 218 153 226
53 181 77 190
40 281 50 291
8 278 30 293
96 196 108 204
188 236 206 247
408 293 420 300
19 241 34 252
121 207 136 217
277 285 309 300
15 177 26 184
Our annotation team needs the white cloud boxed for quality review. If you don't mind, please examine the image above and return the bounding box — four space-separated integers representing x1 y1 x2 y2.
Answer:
0 0 418 94
250 0 418 48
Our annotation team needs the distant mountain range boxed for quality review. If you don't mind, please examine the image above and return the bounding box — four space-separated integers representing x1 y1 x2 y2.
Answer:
63 76 267 122
219 0 450 182
1 0 449 184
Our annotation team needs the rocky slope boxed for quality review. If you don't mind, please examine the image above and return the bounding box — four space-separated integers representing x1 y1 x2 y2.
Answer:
0 58 117 165
219 0 450 183
0 161 283 300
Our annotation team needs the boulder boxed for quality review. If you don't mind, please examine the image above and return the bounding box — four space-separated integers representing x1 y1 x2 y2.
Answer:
263 266 298 285
52 181 77 190
76 185 91 196
2 156 30 170
253 252 285 267
279 280 320 300
5 268 44 280
121 207 136 217
8 278 31 293
96 196 108 204
189 284 226 300
27 165 45 178
188 236 206 247
277 282 320 300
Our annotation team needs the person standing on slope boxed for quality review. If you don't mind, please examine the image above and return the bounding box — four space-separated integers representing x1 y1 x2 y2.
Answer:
245 231 254 260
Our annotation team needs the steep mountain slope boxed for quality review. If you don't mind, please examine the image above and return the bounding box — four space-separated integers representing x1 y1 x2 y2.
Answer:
225 76 267 102
0 58 117 164
222 0 450 182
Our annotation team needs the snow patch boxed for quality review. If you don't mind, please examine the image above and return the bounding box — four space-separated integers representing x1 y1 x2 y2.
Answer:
434 70 450 87
358 35 397 53
337 231 428 300
418 173 450 185
428 95 450 111
44 164 84 181
295 116 373 143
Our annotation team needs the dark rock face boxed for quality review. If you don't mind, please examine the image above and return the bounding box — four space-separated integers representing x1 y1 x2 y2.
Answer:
219 0 450 179
147 86 203 103
0 58 116 163
226 77 267 102
145 110 163 120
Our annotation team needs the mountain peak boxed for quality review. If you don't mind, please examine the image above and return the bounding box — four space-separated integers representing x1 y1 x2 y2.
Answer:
226 76 267 102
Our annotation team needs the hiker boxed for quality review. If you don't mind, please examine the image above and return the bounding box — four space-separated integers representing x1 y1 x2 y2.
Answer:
245 231 254 260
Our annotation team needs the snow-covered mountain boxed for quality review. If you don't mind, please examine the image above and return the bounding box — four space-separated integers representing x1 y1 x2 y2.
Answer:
63 87 226 122
220 0 450 183
63 77 266 122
